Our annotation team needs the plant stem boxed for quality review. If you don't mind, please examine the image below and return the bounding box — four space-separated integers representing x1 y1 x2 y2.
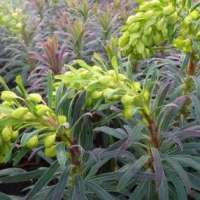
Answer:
143 112 160 149
186 52 196 76
147 117 160 149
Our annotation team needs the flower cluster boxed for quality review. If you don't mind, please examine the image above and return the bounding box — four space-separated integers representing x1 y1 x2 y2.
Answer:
173 9 200 53
119 0 179 59
0 4 24 35
0 91 71 163
56 60 150 119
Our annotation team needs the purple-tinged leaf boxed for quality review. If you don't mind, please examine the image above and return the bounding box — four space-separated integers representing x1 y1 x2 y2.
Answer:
151 148 164 188
117 155 149 190
158 96 191 132
165 126 200 144
166 158 191 193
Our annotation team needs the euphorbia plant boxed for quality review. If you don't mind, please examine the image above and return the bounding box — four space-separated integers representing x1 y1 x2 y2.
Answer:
0 4 24 36
0 76 77 164
55 59 150 120
119 0 200 74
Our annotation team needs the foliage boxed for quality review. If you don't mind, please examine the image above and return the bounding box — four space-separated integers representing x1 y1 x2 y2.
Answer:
119 0 200 59
0 78 72 163
55 60 149 119
0 0 200 200
0 2 24 36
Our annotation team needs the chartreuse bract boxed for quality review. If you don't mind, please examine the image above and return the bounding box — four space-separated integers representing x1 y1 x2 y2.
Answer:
55 60 150 120
119 0 200 59
0 88 72 163
0 2 25 36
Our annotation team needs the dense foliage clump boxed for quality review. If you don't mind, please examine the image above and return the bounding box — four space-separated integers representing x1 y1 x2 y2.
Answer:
119 0 200 59
0 0 200 200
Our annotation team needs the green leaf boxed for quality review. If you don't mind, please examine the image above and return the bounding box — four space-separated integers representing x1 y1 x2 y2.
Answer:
50 166 69 200
117 155 149 190
12 148 29 166
168 174 187 200
94 126 127 139
166 157 191 193
111 56 119 72
47 72 54 108
171 156 200 171
56 143 67 169
158 175 169 200
129 181 147 199
26 161 59 200
153 82 171 117
158 96 190 132
72 176 88 200
15 75 27 97
0 168 46 183
0 193 12 200
86 181 114 200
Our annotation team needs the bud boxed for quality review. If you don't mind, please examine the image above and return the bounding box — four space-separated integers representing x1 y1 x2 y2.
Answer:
11 107 28 119
190 10 199 20
169 12 178 24
156 18 166 31
26 135 39 149
24 112 35 120
45 145 56 157
143 90 150 102
136 41 145 54
144 10 154 19
16 22 22 29
144 26 152 36
103 88 116 99
2 101 14 107
44 134 56 148
153 32 163 45
121 95 134 106
132 82 141 92
183 39 192 52
91 91 103 99
163 4 174 16
173 37 184 48
36 105 50 116
11 130 19 140
127 15 136 25
161 25 168 37
119 32 130 48
1 126 12 142
27 93 43 103
1 91 17 101
58 115 67 124
123 106 133 119
128 22 140 33
184 16 192 25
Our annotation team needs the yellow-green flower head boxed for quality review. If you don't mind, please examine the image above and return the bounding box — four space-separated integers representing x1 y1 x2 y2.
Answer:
44 134 56 148
11 107 29 119
26 135 39 149
58 115 67 124
119 0 199 59
35 105 51 116
45 145 56 157
1 91 17 101
56 61 150 119
119 0 179 59
1 126 12 143
172 8 199 53
0 4 25 36
27 93 43 103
